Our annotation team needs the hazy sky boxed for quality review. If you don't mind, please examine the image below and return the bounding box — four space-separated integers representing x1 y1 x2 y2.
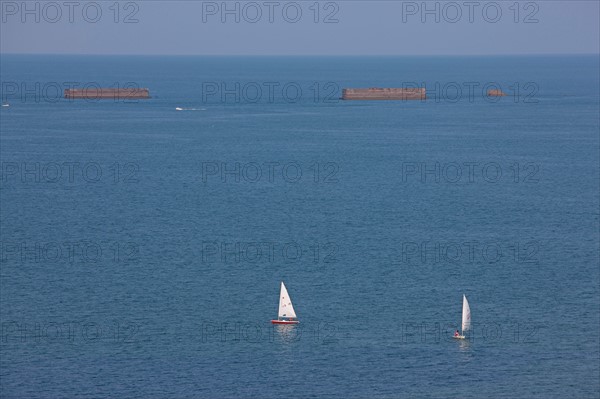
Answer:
1 1 598 55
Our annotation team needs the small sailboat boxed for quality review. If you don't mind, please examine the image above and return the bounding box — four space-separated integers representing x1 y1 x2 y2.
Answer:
271 282 299 324
454 294 471 339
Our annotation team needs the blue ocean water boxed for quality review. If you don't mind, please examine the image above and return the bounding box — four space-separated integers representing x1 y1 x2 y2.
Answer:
0 55 599 398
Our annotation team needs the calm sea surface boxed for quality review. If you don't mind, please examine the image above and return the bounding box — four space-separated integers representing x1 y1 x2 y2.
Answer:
1 55 599 398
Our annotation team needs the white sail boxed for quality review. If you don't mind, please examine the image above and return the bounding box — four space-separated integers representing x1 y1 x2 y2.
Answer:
278 282 297 319
461 294 471 333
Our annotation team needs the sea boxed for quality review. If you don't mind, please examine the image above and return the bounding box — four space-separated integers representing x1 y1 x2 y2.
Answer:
0 55 599 398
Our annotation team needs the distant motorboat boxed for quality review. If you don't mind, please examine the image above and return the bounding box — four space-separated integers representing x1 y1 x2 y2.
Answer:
175 107 183 111
271 282 299 325
1 103 9 107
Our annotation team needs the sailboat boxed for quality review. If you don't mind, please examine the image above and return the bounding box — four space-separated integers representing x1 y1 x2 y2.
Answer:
454 294 471 339
271 282 299 324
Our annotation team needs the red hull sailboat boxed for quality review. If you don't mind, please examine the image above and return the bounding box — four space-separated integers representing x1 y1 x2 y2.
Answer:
271 282 299 324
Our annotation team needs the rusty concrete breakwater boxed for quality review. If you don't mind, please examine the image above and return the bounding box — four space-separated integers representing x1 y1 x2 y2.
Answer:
64 88 150 99
341 88 426 100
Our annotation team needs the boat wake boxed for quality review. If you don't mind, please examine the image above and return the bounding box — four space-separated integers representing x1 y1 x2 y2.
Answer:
175 107 206 111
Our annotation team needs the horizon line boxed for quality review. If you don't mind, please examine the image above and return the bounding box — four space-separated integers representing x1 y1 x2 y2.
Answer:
1 52 599 57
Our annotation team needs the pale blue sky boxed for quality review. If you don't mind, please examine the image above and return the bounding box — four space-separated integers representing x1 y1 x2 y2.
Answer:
1 1 598 55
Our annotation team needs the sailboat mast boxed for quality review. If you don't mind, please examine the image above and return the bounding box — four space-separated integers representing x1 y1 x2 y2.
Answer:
461 294 465 335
